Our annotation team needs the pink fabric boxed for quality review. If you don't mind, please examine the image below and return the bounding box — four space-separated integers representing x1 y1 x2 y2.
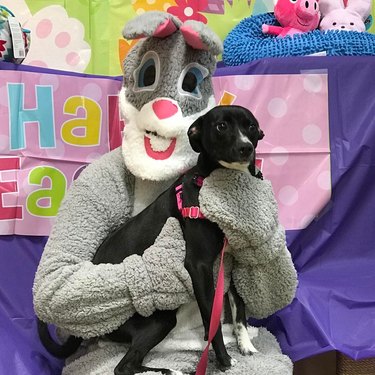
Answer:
153 18 178 38
213 73 331 231
180 25 207 51
195 238 227 375
152 99 178 119
271 0 320 35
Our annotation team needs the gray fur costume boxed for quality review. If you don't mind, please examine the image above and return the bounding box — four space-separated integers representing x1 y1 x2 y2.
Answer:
33 11 297 375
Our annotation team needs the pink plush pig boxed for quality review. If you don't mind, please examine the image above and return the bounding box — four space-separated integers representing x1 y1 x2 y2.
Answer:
262 0 321 37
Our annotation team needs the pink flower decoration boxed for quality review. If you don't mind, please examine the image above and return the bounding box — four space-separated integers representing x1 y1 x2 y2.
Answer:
0 40 6 58
168 0 208 23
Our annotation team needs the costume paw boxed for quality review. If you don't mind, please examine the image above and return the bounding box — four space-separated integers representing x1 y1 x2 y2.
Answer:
22 5 91 72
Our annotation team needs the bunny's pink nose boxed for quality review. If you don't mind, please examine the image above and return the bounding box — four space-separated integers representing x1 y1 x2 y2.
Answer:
152 100 178 120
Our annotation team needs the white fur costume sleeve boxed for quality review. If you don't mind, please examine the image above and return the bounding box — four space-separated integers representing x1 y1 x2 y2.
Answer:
33 148 196 339
199 169 298 318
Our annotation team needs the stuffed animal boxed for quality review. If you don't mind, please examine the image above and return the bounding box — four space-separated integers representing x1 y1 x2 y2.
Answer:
0 5 30 63
262 0 321 37
319 0 372 32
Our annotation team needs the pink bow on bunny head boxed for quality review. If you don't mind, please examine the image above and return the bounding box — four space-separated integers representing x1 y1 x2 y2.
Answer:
319 0 372 32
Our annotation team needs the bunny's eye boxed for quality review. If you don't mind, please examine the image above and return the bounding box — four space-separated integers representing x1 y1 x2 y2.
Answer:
350 22 354 26
178 63 209 99
134 51 160 92
333 22 337 26
289 0 297 3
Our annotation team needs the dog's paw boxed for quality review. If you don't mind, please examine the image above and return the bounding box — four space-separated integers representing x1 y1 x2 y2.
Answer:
230 357 238 366
234 324 258 355
217 354 236 371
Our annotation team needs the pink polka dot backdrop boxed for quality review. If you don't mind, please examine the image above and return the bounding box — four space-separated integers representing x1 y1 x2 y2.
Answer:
0 69 123 235
213 74 331 230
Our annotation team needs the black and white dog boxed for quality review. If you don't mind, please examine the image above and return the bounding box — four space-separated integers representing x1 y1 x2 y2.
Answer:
38 105 264 375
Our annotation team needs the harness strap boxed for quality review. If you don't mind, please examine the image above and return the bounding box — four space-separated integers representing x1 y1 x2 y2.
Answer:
175 183 205 220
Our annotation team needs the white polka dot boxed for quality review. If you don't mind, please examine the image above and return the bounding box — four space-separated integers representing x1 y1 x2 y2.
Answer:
147 0 156 3
303 124 322 144
22 176 33 194
268 98 287 118
0 85 8 107
39 74 60 91
234 75 255 91
0 135 9 151
317 170 331 190
86 152 103 162
184 7 194 16
278 185 299 206
303 75 323 93
136 8 145 15
301 214 315 228
270 147 289 166
81 83 103 102
0 221 13 234
164 3 171 11
45 140 66 159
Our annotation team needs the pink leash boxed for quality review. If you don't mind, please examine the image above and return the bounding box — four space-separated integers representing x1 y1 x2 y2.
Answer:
195 237 228 375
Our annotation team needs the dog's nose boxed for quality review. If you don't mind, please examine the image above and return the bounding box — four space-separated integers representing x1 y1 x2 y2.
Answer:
152 100 178 120
239 144 253 159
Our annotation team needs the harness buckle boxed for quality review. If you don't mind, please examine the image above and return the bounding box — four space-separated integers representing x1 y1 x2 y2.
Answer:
188 206 200 219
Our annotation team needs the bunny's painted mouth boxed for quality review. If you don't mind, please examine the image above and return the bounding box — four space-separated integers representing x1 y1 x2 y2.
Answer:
144 130 177 160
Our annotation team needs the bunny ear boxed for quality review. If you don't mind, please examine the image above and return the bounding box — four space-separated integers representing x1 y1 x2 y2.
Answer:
122 11 181 40
346 0 372 19
319 0 345 15
180 20 223 56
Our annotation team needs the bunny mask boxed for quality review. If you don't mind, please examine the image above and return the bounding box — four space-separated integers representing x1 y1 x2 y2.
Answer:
319 0 372 32
120 12 222 181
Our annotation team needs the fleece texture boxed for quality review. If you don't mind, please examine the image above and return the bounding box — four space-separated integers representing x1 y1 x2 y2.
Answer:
62 328 292 375
33 147 295 373
199 169 298 319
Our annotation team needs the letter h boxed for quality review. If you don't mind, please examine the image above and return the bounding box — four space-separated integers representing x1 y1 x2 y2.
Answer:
8 83 55 150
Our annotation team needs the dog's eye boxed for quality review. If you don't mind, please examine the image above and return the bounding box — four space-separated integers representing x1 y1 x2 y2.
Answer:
216 122 228 132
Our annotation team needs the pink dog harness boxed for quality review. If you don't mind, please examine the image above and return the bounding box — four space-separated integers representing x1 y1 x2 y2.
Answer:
175 175 205 219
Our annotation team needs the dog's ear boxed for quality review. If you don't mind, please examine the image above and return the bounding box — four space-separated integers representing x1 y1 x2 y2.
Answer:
188 117 203 153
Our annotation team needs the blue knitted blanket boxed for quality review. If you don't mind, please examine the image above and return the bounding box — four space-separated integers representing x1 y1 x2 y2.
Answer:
223 13 375 66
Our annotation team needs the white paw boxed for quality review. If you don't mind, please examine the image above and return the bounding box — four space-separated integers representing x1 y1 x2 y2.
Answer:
22 5 91 72
235 324 258 355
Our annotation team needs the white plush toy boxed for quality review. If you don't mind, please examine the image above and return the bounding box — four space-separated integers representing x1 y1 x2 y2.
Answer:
319 0 372 32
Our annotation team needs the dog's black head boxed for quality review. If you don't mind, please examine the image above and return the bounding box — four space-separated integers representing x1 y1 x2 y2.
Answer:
188 105 264 172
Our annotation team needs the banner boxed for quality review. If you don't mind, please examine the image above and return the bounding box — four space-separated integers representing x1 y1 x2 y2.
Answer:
0 65 330 235
0 67 123 235
213 73 330 230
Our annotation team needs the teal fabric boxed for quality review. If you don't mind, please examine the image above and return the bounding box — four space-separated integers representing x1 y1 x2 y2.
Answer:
223 12 375 66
